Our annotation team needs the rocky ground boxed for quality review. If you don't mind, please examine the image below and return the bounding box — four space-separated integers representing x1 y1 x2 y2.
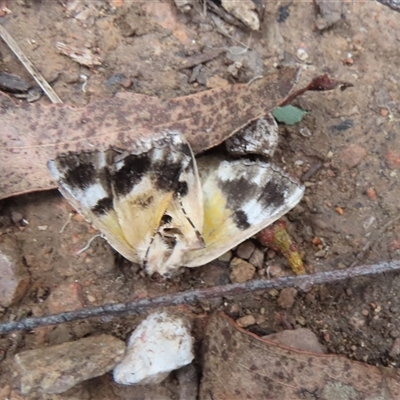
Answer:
1 0 400 398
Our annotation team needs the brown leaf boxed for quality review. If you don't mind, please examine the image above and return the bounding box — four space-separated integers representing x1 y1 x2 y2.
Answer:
200 312 400 399
0 66 298 200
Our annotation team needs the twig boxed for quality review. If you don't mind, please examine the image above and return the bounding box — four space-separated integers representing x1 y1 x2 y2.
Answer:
1 259 400 334
0 24 62 104
59 212 73 234
301 162 323 182
178 49 223 70
76 234 103 255
247 75 263 85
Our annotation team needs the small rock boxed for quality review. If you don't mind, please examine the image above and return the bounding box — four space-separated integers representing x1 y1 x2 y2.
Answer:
314 249 326 258
0 237 30 307
366 187 377 200
0 71 31 93
227 61 242 78
249 247 264 269
266 264 283 278
113 312 194 385
206 75 229 89
236 241 255 260
11 211 24 224
380 108 389 117
229 258 256 283
265 328 326 353
386 150 400 169
47 282 85 314
277 288 298 309
389 337 400 358
218 250 233 263
15 335 125 395
236 315 256 328
390 329 400 339
199 264 230 286
305 293 316 304
337 144 367 169
229 303 240 317
189 64 202 83
296 48 309 61
268 289 279 298
314 0 342 30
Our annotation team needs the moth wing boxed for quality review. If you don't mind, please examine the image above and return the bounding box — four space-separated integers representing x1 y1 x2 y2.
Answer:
48 151 139 262
182 156 305 267
144 145 205 275
48 131 195 265
110 131 203 264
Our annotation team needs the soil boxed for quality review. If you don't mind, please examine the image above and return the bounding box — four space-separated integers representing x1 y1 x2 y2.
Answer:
1 0 400 398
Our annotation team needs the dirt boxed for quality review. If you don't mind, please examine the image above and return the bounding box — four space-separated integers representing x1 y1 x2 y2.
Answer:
1 0 400 398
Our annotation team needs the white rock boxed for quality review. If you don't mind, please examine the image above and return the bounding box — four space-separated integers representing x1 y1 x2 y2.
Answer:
113 311 194 385
296 48 309 61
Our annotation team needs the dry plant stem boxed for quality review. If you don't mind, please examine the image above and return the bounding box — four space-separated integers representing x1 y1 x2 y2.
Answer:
0 24 62 104
1 260 400 334
178 49 223 70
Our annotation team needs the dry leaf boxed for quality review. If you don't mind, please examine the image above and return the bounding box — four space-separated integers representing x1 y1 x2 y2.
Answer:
200 312 400 399
56 42 102 67
220 0 260 30
0 67 298 200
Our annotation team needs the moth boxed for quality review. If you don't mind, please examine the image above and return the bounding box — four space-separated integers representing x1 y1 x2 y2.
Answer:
48 130 304 276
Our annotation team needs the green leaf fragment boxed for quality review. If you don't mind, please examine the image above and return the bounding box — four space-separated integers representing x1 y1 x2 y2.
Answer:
272 105 307 125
